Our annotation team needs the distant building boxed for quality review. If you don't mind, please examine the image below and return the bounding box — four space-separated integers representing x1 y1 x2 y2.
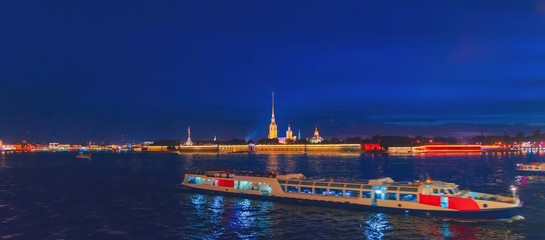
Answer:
286 124 296 141
363 143 383 151
0 139 3 150
268 92 278 139
309 125 323 144
185 126 193 146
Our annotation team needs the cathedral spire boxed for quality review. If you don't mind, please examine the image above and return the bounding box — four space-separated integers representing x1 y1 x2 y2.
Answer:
268 91 278 139
271 92 275 123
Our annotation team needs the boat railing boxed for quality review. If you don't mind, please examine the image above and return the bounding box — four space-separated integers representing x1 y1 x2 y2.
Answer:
469 192 518 204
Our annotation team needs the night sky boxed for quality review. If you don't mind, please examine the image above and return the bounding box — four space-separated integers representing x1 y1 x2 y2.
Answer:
1 1 545 143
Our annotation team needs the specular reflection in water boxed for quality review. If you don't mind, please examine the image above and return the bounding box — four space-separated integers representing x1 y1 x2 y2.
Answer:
363 213 392 240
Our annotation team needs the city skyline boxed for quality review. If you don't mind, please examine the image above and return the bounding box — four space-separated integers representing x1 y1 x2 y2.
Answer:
1 1 545 142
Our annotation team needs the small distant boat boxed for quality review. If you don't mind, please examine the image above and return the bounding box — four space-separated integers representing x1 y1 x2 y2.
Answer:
516 162 545 173
76 152 91 160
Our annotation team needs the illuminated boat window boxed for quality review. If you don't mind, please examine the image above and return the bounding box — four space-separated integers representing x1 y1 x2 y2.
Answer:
328 189 344 196
329 183 345 188
385 192 398 200
237 181 254 190
345 184 361 189
400 193 417 202
399 187 418 192
344 190 360 198
186 176 196 184
314 187 327 195
287 186 299 193
300 181 314 186
280 185 286 192
300 187 313 194
186 177 204 184
315 182 329 187
362 191 372 198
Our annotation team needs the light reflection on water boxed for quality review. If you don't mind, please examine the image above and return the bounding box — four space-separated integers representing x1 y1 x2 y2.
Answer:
176 153 544 239
0 152 544 239
363 213 392 240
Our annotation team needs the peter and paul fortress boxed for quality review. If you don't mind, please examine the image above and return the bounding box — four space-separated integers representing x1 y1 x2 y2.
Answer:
178 91 360 153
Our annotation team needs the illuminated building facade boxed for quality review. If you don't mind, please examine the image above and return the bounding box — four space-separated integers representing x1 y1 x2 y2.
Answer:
309 125 323 143
268 92 278 139
286 125 296 141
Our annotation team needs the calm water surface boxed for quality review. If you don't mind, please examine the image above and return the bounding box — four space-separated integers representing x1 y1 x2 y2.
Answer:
1 152 544 239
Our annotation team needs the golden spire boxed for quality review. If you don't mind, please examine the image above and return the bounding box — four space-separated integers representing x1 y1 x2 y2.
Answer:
271 92 275 123
268 91 278 139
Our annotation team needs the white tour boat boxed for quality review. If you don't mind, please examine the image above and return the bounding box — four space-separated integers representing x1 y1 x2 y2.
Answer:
181 170 522 219
516 162 545 173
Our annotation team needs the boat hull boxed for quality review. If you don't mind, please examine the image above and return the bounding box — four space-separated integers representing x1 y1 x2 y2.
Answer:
180 185 521 220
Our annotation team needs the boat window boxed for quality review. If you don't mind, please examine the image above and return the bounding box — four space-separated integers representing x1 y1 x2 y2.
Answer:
328 189 344 197
375 192 385 200
192 177 205 184
447 189 455 195
287 186 299 193
300 187 313 194
287 181 301 185
314 187 328 195
300 187 312 194
433 188 439 194
385 192 397 200
330 183 345 188
315 182 329 187
400 193 417 202
362 191 372 198
277 180 286 184
387 186 398 191
362 185 372 189
300 181 314 186
440 189 447 194
344 190 360 198
345 184 361 189
186 177 196 184
280 185 286 192
399 187 418 192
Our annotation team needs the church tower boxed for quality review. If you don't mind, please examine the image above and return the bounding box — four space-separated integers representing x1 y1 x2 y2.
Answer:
286 124 293 140
268 92 278 139
310 125 323 143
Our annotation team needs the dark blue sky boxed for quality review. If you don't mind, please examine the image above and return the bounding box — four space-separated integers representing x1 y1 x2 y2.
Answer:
1 1 545 143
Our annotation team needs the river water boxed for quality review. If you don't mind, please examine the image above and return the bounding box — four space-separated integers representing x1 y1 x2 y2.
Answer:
0 151 544 239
